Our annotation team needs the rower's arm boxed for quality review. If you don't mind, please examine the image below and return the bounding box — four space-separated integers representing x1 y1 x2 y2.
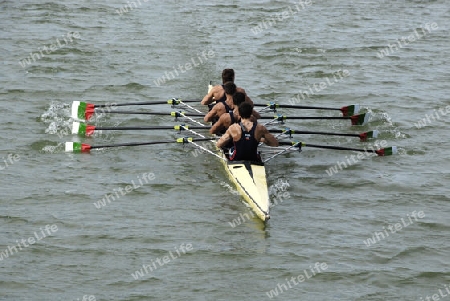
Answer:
201 85 218 105
259 126 279 147
201 92 213 105
209 122 220 135
204 105 219 123
209 115 226 134
216 132 231 148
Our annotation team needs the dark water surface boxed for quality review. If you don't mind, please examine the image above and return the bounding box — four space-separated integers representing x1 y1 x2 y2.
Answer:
1 1 449 300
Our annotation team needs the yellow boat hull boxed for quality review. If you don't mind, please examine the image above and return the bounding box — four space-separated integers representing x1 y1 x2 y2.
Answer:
219 151 270 221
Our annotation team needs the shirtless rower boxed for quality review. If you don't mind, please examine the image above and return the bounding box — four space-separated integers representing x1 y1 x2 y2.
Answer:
209 92 255 135
203 81 236 123
201 68 253 106
216 102 279 162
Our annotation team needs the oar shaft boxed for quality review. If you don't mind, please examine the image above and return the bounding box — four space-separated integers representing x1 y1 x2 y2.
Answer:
93 99 200 108
279 141 377 153
254 104 340 111
90 138 213 149
270 129 360 138
94 125 208 131
260 116 349 120
105 111 205 117
304 143 378 153
95 101 167 108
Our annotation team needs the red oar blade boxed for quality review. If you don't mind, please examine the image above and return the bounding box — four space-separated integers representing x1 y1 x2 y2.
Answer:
358 130 379 141
71 101 95 121
375 146 398 156
72 122 96 136
350 113 371 126
65 142 92 153
340 104 360 117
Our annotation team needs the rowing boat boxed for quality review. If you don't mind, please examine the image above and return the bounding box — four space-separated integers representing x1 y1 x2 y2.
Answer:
66 91 398 222
218 149 270 221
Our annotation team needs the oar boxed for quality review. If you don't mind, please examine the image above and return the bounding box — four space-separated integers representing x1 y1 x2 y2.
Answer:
72 99 200 120
279 141 397 156
74 98 199 108
71 122 208 136
260 113 371 126
65 137 214 153
270 128 379 141
73 106 370 126
255 103 359 117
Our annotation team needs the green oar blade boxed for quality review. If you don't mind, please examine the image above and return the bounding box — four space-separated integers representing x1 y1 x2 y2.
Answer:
65 142 91 153
375 146 397 156
359 130 379 141
341 104 360 117
351 113 371 126
72 122 97 136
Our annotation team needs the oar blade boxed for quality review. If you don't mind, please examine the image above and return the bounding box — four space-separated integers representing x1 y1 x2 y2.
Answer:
375 146 397 156
65 142 91 153
71 101 85 120
350 112 371 126
71 101 95 121
340 104 360 117
72 122 96 136
359 130 379 141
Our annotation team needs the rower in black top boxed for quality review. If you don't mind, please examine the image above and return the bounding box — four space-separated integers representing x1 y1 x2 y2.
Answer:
230 121 260 161
216 102 279 162
204 82 236 123
209 92 246 135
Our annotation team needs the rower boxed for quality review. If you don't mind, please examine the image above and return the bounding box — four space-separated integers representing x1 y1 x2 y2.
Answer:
203 81 236 123
210 92 259 135
216 102 279 162
201 68 254 106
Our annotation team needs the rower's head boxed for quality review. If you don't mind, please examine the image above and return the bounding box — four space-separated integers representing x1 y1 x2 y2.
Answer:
238 102 253 119
223 81 236 96
233 92 246 106
222 69 235 83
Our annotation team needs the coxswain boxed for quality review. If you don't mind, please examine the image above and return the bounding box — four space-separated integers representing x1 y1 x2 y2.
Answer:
216 102 279 162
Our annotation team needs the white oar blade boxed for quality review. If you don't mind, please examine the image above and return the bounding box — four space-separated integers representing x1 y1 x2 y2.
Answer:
71 121 80 134
65 142 74 152
71 101 80 119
